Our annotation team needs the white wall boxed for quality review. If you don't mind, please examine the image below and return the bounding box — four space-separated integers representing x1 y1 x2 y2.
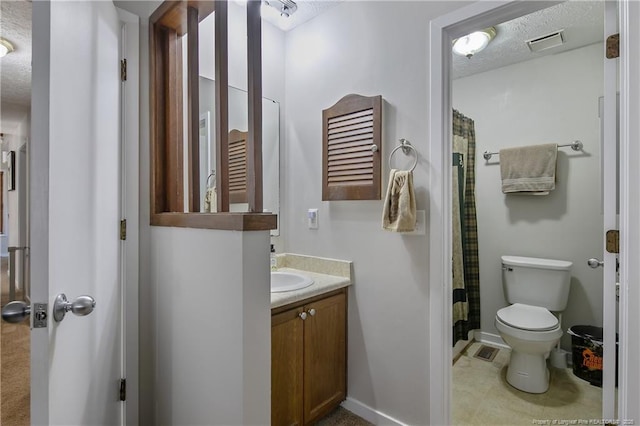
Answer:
282 2 471 424
3 111 30 245
150 228 270 425
198 3 285 101
452 43 604 349
198 10 284 223
120 2 286 423
2 113 30 281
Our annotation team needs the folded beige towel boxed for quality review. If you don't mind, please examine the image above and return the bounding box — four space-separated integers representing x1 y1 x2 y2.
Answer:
500 143 557 194
382 169 416 232
204 187 217 213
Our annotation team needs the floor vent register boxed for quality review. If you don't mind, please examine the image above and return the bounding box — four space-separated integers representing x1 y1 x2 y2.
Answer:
473 345 499 362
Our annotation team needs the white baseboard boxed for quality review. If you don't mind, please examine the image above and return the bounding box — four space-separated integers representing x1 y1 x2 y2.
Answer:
474 330 510 350
341 397 407 426
452 338 470 359
453 329 475 359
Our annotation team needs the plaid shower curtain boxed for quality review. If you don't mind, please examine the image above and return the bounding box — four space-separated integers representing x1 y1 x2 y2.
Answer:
452 109 481 346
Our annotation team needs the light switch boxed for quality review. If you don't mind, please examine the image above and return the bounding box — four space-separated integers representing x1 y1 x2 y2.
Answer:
308 209 319 229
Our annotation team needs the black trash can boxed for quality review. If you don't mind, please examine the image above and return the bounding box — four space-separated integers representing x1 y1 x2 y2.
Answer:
568 325 617 387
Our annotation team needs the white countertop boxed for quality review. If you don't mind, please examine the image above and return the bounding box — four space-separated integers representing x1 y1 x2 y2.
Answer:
270 268 351 309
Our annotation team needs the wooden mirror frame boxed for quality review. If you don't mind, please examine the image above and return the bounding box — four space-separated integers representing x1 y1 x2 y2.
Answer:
149 0 276 231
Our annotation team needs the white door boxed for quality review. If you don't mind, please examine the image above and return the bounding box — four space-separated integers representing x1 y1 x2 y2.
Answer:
600 0 619 420
30 1 124 424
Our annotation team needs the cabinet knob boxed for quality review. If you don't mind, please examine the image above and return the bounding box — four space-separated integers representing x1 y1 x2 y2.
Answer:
299 312 307 320
308 308 316 316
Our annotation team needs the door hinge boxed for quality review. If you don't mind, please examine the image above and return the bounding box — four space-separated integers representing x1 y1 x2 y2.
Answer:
606 34 619 59
120 219 127 241
119 378 126 401
120 59 127 81
606 229 619 254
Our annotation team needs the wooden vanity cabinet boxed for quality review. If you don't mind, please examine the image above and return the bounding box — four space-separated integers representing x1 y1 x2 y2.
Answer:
271 289 347 426
272 305 305 425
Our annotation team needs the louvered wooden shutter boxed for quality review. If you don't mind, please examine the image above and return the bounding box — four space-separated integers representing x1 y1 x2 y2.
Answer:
322 94 382 200
229 129 248 203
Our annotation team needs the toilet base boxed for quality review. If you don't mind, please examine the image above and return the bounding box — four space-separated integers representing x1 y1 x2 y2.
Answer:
506 350 550 393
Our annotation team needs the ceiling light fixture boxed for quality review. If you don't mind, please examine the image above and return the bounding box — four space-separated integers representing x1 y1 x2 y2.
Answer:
0 38 14 58
263 0 297 18
452 27 496 59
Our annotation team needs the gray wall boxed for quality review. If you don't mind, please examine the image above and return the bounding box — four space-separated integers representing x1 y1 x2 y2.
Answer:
281 2 471 424
452 43 605 349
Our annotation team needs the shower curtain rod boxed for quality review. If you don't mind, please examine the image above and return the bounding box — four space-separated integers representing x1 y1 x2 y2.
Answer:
482 140 583 161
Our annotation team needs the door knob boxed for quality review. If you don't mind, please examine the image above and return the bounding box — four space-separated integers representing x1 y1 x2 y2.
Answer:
308 308 316 316
299 311 307 320
1 301 30 323
588 258 604 268
53 294 96 322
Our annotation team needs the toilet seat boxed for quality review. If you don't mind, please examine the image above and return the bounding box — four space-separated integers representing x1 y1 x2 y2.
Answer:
495 315 562 343
496 303 559 331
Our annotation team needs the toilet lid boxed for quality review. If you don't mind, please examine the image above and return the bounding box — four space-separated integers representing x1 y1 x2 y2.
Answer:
496 303 559 331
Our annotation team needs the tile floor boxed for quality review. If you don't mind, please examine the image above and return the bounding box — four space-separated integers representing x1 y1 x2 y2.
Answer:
453 342 603 425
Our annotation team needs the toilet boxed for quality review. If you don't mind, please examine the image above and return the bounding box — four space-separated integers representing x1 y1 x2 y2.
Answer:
495 255 572 394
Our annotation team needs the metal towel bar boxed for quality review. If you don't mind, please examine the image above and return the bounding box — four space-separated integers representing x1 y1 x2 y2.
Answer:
483 140 583 161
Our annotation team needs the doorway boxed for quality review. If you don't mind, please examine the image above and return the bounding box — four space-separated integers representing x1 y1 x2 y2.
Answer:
1 142 30 425
450 2 607 422
1 3 140 423
428 1 625 424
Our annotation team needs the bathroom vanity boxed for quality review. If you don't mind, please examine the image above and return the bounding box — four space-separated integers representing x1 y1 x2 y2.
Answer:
270 254 352 425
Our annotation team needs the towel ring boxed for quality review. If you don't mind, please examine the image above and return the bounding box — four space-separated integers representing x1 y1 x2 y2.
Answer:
389 139 418 172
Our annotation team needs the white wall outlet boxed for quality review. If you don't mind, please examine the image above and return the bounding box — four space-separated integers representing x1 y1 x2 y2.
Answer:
307 208 319 229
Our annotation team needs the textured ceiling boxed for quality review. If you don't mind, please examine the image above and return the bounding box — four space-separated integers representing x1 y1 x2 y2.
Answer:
0 0 32 133
453 1 604 79
0 0 605 129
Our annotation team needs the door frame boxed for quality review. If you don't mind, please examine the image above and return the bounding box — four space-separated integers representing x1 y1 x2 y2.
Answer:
601 0 618 417
30 3 140 424
617 0 640 420
30 1 51 422
427 1 634 424
118 7 140 425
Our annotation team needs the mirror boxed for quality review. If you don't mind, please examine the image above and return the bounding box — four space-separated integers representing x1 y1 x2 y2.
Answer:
199 76 280 235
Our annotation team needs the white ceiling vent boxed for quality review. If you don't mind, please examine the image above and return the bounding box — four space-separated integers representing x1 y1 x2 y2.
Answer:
526 30 565 53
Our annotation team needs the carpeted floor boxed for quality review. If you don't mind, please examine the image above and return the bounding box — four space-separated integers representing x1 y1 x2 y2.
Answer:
1 257 30 425
316 407 373 426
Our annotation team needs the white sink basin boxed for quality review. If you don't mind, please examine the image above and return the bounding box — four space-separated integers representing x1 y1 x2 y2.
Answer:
271 271 314 293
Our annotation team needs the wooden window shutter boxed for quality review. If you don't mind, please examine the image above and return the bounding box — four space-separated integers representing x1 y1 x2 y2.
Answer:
322 94 382 201
229 129 248 203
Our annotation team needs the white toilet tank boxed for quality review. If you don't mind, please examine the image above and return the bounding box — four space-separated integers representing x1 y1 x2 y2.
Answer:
502 255 572 311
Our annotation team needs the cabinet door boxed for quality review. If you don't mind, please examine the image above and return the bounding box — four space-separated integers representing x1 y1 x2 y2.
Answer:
303 292 347 424
272 307 305 426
